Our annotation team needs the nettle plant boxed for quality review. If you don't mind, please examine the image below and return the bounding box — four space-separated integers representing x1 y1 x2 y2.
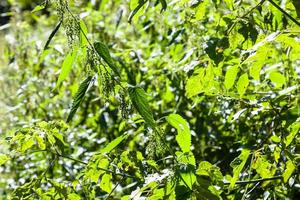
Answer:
1 0 300 199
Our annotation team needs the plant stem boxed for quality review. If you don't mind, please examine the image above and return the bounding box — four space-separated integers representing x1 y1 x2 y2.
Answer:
224 175 282 185
267 0 300 27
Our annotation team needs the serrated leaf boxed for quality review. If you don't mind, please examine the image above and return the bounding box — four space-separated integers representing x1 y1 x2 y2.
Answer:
0 154 10 166
67 76 93 122
128 86 156 128
224 65 239 90
179 164 196 189
100 173 112 193
94 42 120 76
236 73 249 97
283 160 295 183
229 149 250 189
44 20 62 50
31 5 45 13
167 114 191 153
54 47 79 91
100 134 128 154
269 71 286 88
285 121 300 147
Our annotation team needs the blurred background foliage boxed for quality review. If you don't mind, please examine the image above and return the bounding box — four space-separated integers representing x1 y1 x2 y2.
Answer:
0 0 300 199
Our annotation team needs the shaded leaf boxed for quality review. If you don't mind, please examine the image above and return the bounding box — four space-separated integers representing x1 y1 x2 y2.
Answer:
128 0 148 23
44 20 62 50
67 76 93 122
128 86 156 128
230 149 250 189
94 42 120 76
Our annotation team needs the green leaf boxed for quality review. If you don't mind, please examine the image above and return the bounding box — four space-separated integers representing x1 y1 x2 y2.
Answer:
167 114 191 153
68 193 81 200
285 121 300 147
54 47 79 91
128 0 148 23
128 86 156 128
230 149 250 189
34 134 46 150
79 20 88 47
31 5 45 13
0 154 10 166
196 161 223 183
94 42 120 76
43 20 62 51
224 65 239 90
283 160 295 183
236 73 249 97
292 0 300 17
186 68 205 98
67 76 93 122
100 134 128 154
159 0 167 11
269 71 286 88
179 164 196 190
21 135 35 153
100 173 112 193
252 154 276 179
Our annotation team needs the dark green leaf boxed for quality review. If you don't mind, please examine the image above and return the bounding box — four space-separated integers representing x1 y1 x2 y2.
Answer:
67 76 93 122
128 86 156 128
43 20 62 51
94 42 120 76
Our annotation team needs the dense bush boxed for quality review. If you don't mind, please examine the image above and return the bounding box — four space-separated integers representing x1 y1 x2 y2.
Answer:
0 0 300 199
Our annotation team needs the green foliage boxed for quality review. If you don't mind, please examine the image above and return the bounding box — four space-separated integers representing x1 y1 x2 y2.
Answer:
1 0 300 199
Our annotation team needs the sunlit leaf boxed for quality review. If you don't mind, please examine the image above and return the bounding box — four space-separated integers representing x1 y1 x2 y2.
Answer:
100 134 128 154
54 47 79 91
100 173 113 193
236 73 249 97
224 65 239 90
285 121 300 147
0 154 10 166
167 114 191 153
283 160 295 183
269 71 286 88
31 5 45 13
79 20 88 47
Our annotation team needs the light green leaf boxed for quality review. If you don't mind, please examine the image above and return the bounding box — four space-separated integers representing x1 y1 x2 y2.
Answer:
224 65 239 90
236 73 249 97
54 48 79 91
180 164 196 190
186 68 205 98
100 173 112 193
100 134 128 154
128 0 148 23
79 20 88 47
31 5 45 13
0 154 10 166
128 86 156 128
230 149 250 189
285 121 300 147
51 129 67 146
167 114 191 153
283 160 295 183
68 193 81 200
196 161 223 182
34 134 46 150
94 42 120 76
269 71 286 88
67 76 93 122
252 154 276 179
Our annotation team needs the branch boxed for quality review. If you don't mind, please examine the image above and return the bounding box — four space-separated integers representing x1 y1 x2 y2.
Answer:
224 175 282 185
267 0 300 27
